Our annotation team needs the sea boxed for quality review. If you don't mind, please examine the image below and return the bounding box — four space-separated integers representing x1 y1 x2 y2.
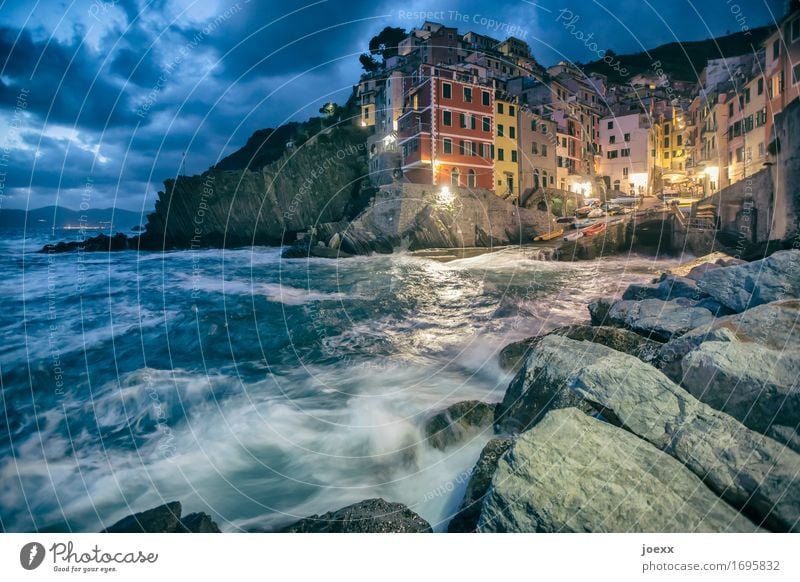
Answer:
0 227 682 532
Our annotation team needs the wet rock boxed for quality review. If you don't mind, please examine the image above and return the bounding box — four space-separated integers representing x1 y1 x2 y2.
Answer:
605 298 715 342
498 325 660 373
622 275 703 302
447 437 513 532
494 336 610 434
681 342 800 451
424 400 496 450
699 250 800 312
563 344 800 532
102 501 221 533
587 297 615 326
40 232 138 254
477 408 761 533
279 498 432 533
657 300 800 383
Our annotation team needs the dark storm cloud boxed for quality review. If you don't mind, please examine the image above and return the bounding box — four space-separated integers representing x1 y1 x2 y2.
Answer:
0 0 788 211
0 26 137 130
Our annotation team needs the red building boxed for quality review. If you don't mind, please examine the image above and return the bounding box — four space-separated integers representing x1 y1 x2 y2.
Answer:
398 64 495 189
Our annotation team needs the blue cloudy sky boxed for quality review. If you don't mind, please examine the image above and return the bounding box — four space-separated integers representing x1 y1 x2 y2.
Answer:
0 0 785 210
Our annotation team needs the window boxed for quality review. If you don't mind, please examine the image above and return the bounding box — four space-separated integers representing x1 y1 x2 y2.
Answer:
468 169 476 187
621 148 630 157
443 110 452 126
664 124 670 135
459 140 466 155
623 133 630 142
773 39 780 60
794 63 800 85
509 105 515 117
664 151 670 159
509 126 516 139
758 142 765 157
531 119 537 131
541 144 547 157
609 135 616 144
497 102 504 115
541 125 547 134
531 143 539 155
677 134 683 146
623 167 628 177
663 137 670 148
758 78 764 95
607 150 618 159
482 143 491 158
442 82 452 99
470 115 476 130
482 91 490 106
607 121 613 129
511 150 517 162
464 87 473 103
498 124 505 137
792 18 800 42
443 138 452 154
460 113 467 128
497 148 505 161
744 88 751 104
451 168 460 186
483 116 491 132
470 141 477 156
728 102 734 117
736 147 745 163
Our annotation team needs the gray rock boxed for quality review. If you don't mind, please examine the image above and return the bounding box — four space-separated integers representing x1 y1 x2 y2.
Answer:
687 262 722 281
699 250 800 312
622 275 703 302
424 401 496 450
279 498 432 533
477 408 761 533
494 336 612 434
657 300 800 383
588 296 615 326
447 438 513 532
102 501 221 533
606 298 715 342
499 325 661 373
559 344 800 532
681 342 800 450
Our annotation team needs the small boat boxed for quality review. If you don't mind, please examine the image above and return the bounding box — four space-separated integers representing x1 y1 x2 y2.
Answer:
573 218 596 229
534 229 564 241
563 230 583 241
582 222 607 236
587 208 605 218
556 216 576 224
575 206 593 217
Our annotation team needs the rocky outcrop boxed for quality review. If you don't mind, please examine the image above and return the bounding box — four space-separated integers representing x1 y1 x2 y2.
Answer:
564 345 800 532
498 325 660 372
681 342 800 450
622 275 703 302
494 336 610 433
424 401 496 450
101 501 221 533
588 296 615 326
477 408 761 533
447 438 513 533
657 299 800 383
279 498 432 533
699 250 800 312
325 183 552 254
604 298 715 342
40 233 139 254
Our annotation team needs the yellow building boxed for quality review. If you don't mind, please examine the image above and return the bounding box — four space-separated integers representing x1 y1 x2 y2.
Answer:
493 97 519 200
653 106 689 195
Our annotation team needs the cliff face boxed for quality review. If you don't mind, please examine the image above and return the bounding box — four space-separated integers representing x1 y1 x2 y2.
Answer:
316 183 554 254
139 127 368 249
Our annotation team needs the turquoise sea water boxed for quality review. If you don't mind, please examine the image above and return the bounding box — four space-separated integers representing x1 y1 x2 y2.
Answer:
0 230 678 532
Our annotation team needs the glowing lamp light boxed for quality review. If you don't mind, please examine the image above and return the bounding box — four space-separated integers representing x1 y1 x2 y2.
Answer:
437 185 455 206
629 172 648 189
704 166 719 182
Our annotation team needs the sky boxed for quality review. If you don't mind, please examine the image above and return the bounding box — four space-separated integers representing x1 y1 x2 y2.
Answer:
0 0 787 211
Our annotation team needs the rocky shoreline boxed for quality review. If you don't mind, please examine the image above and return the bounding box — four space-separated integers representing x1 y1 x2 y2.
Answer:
101 249 800 533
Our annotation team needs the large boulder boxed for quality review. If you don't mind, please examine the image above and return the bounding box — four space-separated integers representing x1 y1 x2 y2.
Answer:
622 275 703 302
477 408 761 533
102 501 221 533
279 499 432 533
605 298 715 342
657 299 800 383
494 336 612 433
447 437 513 532
424 401 496 450
587 297 615 326
699 250 800 312
499 325 661 373
681 342 800 451
563 344 800 532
